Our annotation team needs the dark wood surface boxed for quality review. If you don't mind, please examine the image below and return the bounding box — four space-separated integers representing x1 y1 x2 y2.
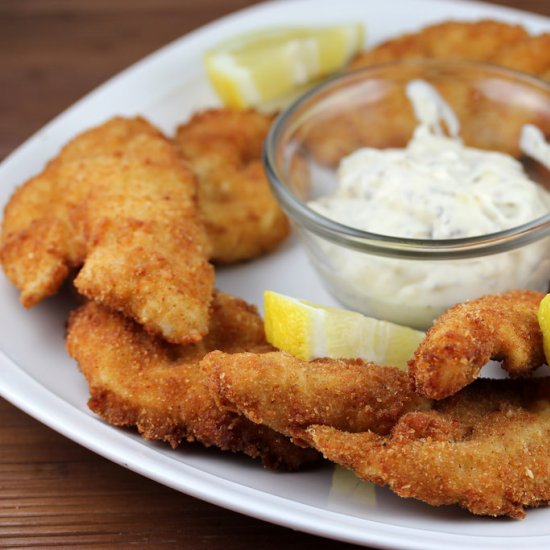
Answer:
1 1 549 548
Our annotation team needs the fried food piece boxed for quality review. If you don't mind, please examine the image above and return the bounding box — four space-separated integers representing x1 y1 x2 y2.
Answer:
349 20 528 69
66 292 319 470
308 377 550 518
304 20 544 167
351 20 550 84
409 290 546 400
1 117 213 344
203 351 431 444
347 21 550 158
493 33 550 82
175 109 290 263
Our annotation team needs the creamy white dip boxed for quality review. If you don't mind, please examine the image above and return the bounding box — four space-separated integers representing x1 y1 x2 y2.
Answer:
308 80 550 328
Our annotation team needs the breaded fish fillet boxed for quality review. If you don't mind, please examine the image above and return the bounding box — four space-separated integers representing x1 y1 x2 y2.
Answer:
308 378 550 518
203 351 430 445
348 20 550 154
0 117 214 344
409 290 546 400
307 20 547 167
66 292 319 470
175 109 289 263
349 20 529 70
493 33 550 82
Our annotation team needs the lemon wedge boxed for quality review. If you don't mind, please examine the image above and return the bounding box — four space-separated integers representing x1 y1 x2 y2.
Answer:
537 294 550 362
204 24 365 109
264 290 424 368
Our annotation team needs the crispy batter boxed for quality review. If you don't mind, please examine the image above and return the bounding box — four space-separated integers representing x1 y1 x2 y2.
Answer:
175 109 290 263
308 378 550 518
203 350 431 444
349 20 529 69
0 117 213 344
493 33 550 82
66 292 319 471
306 20 548 167
351 20 549 84
409 290 546 400
349 21 550 156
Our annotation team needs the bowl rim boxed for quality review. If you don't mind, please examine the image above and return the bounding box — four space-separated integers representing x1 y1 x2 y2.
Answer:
263 59 550 260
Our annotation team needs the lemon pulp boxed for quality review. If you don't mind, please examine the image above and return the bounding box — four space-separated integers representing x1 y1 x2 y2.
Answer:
537 294 550 363
264 290 424 368
204 24 365 109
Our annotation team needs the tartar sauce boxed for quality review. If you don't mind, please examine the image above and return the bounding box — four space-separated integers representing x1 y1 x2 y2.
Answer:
308 80 550 328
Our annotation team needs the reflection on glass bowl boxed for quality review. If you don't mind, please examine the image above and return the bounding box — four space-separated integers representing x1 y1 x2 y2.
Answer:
264 60 550 329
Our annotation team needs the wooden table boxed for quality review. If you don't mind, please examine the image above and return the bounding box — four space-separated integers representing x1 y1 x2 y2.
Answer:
1 1 549 548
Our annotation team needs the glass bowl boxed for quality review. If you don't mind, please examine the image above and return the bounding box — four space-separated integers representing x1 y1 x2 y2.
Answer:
263 60 550 329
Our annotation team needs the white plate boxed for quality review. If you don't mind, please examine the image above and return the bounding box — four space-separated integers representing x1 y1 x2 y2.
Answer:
1 0 550 548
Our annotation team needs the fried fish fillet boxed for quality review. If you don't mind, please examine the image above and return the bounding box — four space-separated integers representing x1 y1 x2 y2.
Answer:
203 350 430 444
493 33 550 82
66 292 319 470
308 378 550 518
0 117 213 344
175 109 289 263
349 20 529 70
409 290 546 400
307 20 547 167
348 20 550 155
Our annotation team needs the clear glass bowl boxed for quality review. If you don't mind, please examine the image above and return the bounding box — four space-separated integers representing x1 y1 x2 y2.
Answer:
263 60 550 329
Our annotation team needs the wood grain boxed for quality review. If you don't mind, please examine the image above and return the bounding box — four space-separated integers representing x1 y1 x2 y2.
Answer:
1 1 549 548
0 398 358 549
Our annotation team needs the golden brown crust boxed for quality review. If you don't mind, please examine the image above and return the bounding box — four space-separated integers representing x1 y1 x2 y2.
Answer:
203 351 431 445
351 20 550 85
409 290 546 400
492 33 550 80
302 20 550 168
349 20 529 70
0 117 214 344
308 377 550 518
66 293 319 470
175 109 290 263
